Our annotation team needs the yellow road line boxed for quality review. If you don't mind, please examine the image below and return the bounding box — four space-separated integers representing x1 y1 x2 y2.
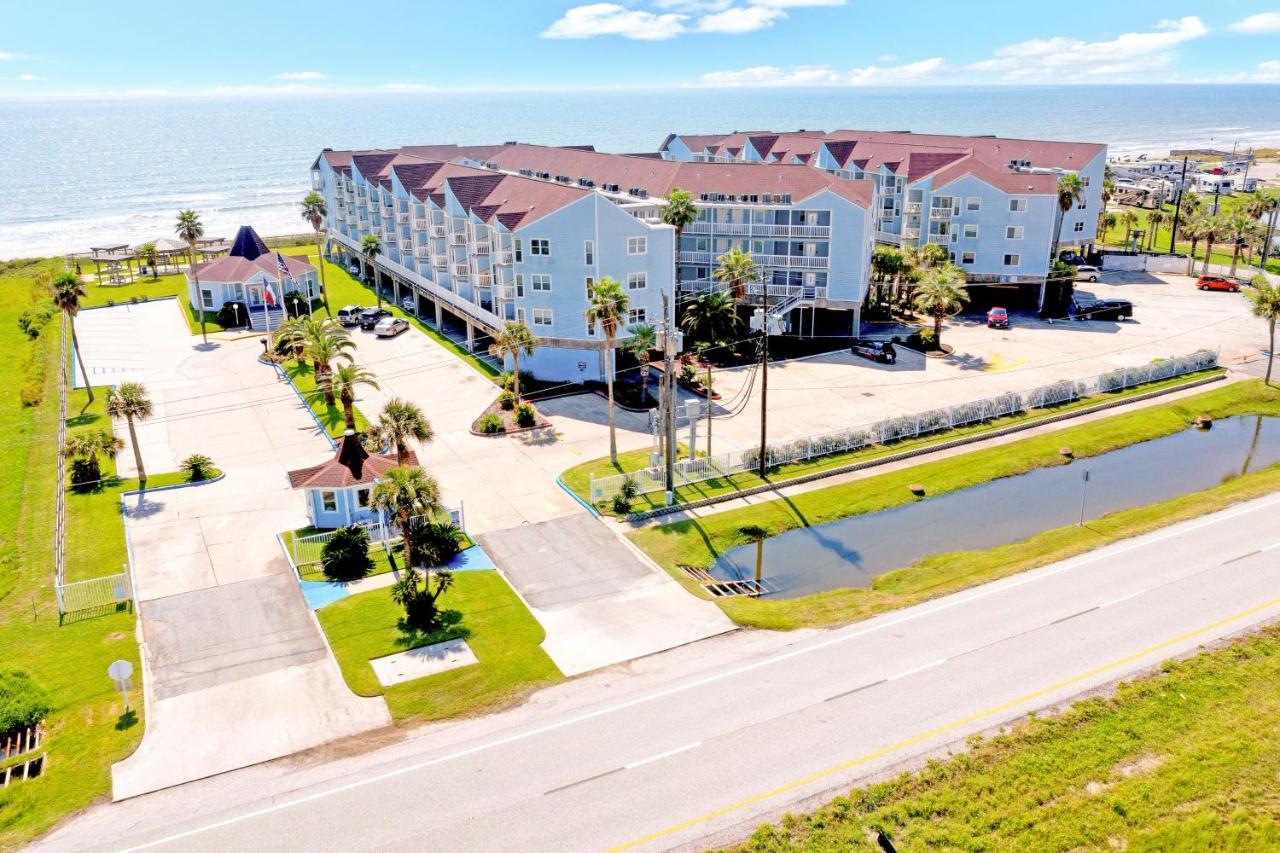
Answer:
609 595 1280 852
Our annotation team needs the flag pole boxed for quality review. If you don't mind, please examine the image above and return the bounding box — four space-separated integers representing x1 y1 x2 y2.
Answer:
265 274 276 346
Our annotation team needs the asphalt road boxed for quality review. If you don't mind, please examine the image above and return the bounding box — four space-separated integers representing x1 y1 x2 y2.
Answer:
42 492 1280 853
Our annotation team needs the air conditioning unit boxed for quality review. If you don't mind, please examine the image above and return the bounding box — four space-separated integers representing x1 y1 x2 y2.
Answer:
536 171 551 180
519 168 533 177
555 174 570 183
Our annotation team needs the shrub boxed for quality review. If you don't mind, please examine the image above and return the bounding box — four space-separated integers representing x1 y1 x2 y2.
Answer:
69 457 102 490
498 390 516 410
20 381 44 407
0 671 51 733
283 292 308 318
620 477 639 501
180 454 216 482
17 303 55 339
514 403 537 428
500 370 535 392
905 328 938 351
321 526 374 582
680 362 698 384
477 413 503 434
414 520 462 567
216 301 249 328
611 494 632 515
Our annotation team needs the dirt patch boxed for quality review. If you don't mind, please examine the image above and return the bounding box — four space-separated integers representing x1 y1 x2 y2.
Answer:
469 397 551 436
1114 751 1165 778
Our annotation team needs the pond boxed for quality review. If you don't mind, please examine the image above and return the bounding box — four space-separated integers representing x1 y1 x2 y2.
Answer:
710 416 1280 598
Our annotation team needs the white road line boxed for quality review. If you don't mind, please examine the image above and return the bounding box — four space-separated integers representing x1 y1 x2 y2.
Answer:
887 659 948 681
625 741 702 770
1261 542 1280 553
115 492 1280 853
1100 590 1146 608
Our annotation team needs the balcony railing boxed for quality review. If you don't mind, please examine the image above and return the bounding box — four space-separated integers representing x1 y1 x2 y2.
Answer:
678 251 713 264
496 250 513 265
904 202 922 213
397 212 409 224
415 246 431 259
683 222 831 238
431 225 447 237
754 254 829 270
452 264 470 277
903 226 921 239
876 230 904 245
494 284 517 301
929 208 954 220
475 274 492 288
927 232 953 245
451 233 467 245
473 241 490 255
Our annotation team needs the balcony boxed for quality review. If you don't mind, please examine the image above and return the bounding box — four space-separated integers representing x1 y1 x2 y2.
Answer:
397 212 409 224
452 264 470 277
904 202 922 214
929 208 954 220
451 233 467 246
433 257 448 268
875 230 904 246
754 254 829 270
496 249 513 265
475 273 492 288
473 241 490 255
903 226 921 239
430 224 447 237
927 232 953 245
678 250 713 264
494 283 517 301
415 245 431 259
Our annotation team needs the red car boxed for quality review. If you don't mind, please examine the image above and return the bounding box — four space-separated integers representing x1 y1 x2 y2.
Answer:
1197 274 1241 293
986 307 1010 329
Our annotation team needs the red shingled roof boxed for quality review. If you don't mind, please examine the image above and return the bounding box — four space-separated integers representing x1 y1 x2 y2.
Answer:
287 432 417 489
192 253 314 283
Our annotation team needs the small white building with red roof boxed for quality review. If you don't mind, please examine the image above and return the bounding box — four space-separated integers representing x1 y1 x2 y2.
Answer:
287 430 416 529
186 225 319 325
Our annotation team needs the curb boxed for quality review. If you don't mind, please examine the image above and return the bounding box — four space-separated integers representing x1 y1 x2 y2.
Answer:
557 474 601 518
628 371 1228 522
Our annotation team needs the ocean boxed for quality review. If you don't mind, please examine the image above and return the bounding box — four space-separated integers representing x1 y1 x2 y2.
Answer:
2 84 1278 261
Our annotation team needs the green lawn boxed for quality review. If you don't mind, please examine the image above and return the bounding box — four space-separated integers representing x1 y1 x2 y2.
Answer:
316 570 562 723
569 368 1224 515
629 380 1280 631
730 622 1280 851
282 360 370 437
76 269 224 336
1101 191 1279 274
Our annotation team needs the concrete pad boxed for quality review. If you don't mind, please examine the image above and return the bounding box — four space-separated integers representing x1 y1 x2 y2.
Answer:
370 639 478 687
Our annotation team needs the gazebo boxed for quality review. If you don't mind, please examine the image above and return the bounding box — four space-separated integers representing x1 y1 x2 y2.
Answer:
130 237 195 276
86 244 137 286
287 430 415 529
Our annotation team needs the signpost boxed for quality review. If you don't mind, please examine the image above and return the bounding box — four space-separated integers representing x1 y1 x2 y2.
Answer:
108 659 134 710
1078 470 1091 526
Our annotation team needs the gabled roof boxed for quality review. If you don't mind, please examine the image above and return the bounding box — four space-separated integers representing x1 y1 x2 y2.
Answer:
192 252 314 283
287 431 416 490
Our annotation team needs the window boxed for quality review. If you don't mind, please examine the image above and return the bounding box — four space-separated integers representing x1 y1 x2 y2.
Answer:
531 274 552 292
966 197 982 211
356 488 370 508
628 308 646 324
1003 253 1021 267
1005 226 1024 240
1076 199 1087 210
961 251 976 265
963 224 979 239
1081 176 1091 187
530 238 550 256
532 308 553 327
584 240 594 265
1009 198 1027 212
585 276 594 297
627 236 647 255
516 307 525 324
626 272 647 290
514 273 525 298
201 289 214 309
320 491 337 513
514 238 523 262
1073 221 1085 233
586 320 596 337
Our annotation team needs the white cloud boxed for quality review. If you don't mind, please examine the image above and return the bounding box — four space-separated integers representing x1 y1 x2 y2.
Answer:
748 0 844 6
1199 59 1280 83
878 53 897 62
542 3 687 40
967 16 1209 82
653 0 730 10
1229 12 1280 34
383 82 432 91
0 51 23 61
697 5 785 33
275 71 327 81
698 57 946 87
18 73 41 81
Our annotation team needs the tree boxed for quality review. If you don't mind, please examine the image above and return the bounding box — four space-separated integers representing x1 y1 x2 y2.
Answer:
738 524 769 584
680 290 741 349
1119 208 1140 250
52 272 94 405
300 191 332 316
274 316 307 361
1224 211 1256 276
64 429 123 489
1051 173 1085 262
302 317 354 405
371 464 441 574
624 323 658 402
662 187 698 287
487 321 537 403
1183 214 1209 277
105 382 153 487
917 242 949 270
585 277 630 465
138 241 160 280
376 397 433 466
1200 215 1225 275
175 210 207 343
180 453 216 482
870 247 904 303
321 525 374 582
1145 209 1165 251
714 246 759 301
330 363 380 432
1245 275 1280 386
361 234 383 308
912 264 970 350
1098 211 1117 243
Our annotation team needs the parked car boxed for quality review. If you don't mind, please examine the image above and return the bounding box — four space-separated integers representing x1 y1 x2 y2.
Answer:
850 338 897 365
336 305 363 326
1058 251 1089 266
1073 265 1101 283
986 307 1010 329
374 316 410 338
359 307 392 330
401 296 417 314
1072 297 1133 321
1196 274 1242 293
346 261 361 276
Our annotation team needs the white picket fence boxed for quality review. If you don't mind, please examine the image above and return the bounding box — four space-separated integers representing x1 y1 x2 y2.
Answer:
590 349 1220 502
289 504 465 567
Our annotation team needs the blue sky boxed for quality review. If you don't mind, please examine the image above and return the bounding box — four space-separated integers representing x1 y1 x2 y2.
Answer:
2 1 1279 97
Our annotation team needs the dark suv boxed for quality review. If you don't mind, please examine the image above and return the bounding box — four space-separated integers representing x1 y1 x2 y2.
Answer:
850 338 897 364
1072 297 1133 321
359 307 392 330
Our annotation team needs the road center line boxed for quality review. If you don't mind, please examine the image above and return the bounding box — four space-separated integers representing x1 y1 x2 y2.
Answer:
625 741 702 770
544 767 625 796
1049 605 1100 625
887 659 947 681
825 679 887 702
1224 550 1261 564
1100 590 1146 608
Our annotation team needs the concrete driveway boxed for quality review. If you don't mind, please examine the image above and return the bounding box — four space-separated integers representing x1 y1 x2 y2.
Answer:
74 306 388 799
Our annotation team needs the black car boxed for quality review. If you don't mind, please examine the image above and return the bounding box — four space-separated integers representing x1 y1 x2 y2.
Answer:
1072 298 1133 321
359 307 392 329
850 338 897 364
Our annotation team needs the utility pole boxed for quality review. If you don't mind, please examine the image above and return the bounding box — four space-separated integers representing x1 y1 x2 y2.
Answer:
662 291 677 505
1168 156 1189 253
757 283 770 479
704 359 713 457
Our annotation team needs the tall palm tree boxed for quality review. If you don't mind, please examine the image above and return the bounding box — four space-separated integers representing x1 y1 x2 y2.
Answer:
912 264 970 350
331 362 380 432
1145 209 1166 251
175 210 208 343
624 323 658 402
1119 208 1140 250
916 242 949 270
1245 276 1280 386
52 272 94 405
1098 211 1117 244
1224 211 1255 276
870 246 904 303
739 524 769 584
680 290 741 349
376 398 433 466
585 277 630 465
300 191 332 316
138 241 160 280
487 321 537 403
1200 215 1225 275
105 382 153 487
662 187 698 284
302 318 354 405
1050 173 1085 261
713 246 759 301
1182 214 1209 277
361 234 383 309
370 465 442 570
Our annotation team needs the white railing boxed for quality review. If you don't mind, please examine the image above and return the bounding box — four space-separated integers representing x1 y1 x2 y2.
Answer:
496 250 513 265
474 242 491 255
56 570 133 616
927 232 953 245
431 225 447 237
415 245 431 259
679 251 713 264
929 208 954 219
289 506 466 568
589 350 1220 502
495 284 517 300
754 254 829 269
876 230 904 245
904 202 922 213
903 226 921 239
683 222 831 238
397 212 409 224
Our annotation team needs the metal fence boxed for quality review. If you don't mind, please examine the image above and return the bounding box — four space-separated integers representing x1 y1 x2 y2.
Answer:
289 504 466 567
55 569 133 616
590 349 1219 502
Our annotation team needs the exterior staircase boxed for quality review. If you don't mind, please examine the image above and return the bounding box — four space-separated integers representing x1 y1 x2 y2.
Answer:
247 306 287 332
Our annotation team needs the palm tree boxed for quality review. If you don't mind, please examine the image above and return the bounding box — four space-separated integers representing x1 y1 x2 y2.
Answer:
917 242 949 270
1101 164 1115 209
1224 211 1255 277
300 191 332 316
175 210 207 343
376 398 433 466
1051 173 1085 261
738 524 769 584
585 277 630 465
64 429 124 488
912 264 970 350
487 321 537 403
662 187 698 284
105 382 153 486
138 241 160 280
1119 209 1140 250
870 247 904 303
275 316 307 361
714 246 759 301
1182 214 1209 277
1145 209 1166 251
1246 276 1280 386
52 272 94 405
1200 215 1225 275
302 318 354 405
331 363 380 431
371 465 442 569
624 323 658 402
361 234 383 308
680 290 741 349
1098 211 1117 244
